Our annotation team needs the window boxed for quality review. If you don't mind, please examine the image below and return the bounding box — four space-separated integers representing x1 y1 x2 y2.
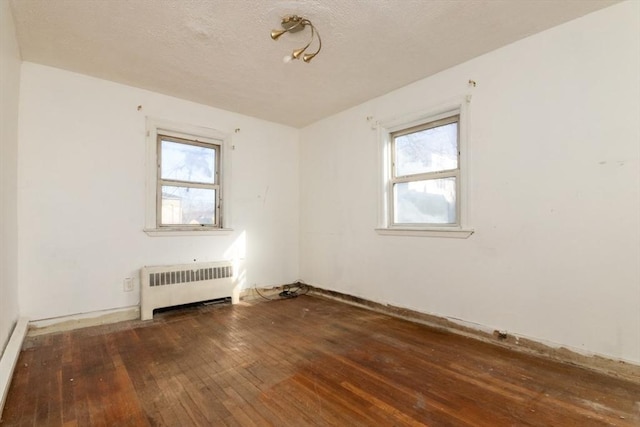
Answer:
145 119 232 235
376 100 473 238
158 134 221 227
390 115 460 226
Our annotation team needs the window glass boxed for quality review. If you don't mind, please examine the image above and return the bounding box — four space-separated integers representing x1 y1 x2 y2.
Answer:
156 133 221 228
394 122 458 176
161 186 216 225
393 177 457 225
161 140 216 184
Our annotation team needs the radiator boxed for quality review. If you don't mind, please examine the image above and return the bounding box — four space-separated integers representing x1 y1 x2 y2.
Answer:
140 261 238 320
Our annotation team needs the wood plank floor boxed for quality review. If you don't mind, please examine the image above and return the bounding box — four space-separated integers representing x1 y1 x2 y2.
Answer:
2 295 639 426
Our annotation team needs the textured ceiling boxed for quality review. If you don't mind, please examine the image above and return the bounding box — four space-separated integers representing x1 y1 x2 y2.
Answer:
9 0 619 128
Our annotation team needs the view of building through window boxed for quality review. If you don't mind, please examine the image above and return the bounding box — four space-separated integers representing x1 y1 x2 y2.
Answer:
158 136 220 227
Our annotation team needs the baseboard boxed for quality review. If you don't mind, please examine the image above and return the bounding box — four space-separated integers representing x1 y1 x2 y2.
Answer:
306 285 640 383
28 306 140 337
0 317 29 418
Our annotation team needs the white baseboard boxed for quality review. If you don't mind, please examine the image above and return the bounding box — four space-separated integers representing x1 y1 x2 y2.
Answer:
0 317 29 418
28 306 140 337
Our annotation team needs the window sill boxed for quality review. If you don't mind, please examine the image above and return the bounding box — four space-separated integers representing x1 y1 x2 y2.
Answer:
375 227 474 239
144 228 234 237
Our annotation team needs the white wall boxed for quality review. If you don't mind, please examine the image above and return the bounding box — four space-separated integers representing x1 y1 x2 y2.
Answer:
300 1 640 363
17 63 299 321
0 1 21 354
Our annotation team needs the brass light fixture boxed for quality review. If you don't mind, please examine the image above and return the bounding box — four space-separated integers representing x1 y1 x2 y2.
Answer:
271 15 322 63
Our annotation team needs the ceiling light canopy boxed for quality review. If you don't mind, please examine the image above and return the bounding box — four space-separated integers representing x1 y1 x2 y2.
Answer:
271 15 322 63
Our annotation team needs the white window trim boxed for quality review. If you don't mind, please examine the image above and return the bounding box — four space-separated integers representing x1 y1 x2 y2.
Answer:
144 118 233 236
375 95 474 239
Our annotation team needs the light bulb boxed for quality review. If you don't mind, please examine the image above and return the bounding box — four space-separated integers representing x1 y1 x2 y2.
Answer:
283 55 293 63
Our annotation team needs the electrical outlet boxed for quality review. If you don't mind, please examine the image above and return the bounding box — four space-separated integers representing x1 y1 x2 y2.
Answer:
123 278 134 292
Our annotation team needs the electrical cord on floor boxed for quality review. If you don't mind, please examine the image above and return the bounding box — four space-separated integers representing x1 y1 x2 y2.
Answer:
254 283 309 301
254 286 276 301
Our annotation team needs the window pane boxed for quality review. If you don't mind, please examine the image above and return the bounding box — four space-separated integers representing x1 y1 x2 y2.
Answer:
161 140 216 184
394 178 456 224
395 122 458 176
161 186 216 225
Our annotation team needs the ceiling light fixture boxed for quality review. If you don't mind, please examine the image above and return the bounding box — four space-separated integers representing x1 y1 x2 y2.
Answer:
271 15 322 63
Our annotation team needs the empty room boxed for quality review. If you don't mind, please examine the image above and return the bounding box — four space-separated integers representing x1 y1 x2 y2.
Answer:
1 0 639 425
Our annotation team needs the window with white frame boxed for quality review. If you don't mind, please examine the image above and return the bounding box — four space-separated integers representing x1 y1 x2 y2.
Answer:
390 114 460 226
144 119 231 235
157 134 221 228
377 101 473 238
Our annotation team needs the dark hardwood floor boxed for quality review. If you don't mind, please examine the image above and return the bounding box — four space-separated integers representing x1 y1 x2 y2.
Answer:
2 295 639 426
